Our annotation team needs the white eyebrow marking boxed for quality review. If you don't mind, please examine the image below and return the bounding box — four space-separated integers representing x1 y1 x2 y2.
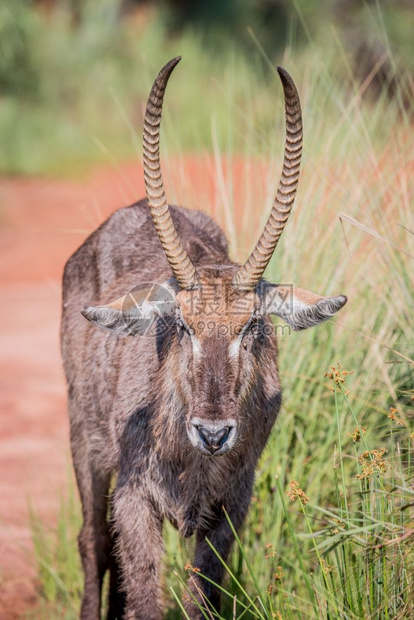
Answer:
229 338 241 359
228 315 255 359
191 336 202 358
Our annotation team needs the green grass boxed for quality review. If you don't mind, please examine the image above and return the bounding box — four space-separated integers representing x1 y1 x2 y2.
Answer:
23 3 414 619
28 481 82 619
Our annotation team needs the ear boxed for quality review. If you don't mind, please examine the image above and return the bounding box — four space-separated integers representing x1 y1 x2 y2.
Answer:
259 283 347 331
81 283 177 336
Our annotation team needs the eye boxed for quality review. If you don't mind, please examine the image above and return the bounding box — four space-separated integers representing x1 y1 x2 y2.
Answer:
239 316 260 351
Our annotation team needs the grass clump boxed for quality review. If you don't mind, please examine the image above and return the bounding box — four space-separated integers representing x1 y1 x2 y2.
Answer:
29 482 82 619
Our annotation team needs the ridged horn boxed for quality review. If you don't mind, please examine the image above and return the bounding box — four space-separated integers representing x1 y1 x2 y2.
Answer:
143 56 199 290
232 67 303 291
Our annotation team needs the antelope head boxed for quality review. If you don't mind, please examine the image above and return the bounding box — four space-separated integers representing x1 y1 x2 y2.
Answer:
83 57 347 457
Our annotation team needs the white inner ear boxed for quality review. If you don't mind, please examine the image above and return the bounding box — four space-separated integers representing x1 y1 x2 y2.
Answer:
260 284 347 331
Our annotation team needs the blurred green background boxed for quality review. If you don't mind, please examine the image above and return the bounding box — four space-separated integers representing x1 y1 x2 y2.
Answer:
1 0 412 176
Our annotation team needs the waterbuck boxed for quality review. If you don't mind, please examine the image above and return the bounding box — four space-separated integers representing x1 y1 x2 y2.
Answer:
61 57 347 619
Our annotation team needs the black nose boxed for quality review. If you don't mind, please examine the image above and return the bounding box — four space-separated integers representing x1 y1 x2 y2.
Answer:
198 426 230 453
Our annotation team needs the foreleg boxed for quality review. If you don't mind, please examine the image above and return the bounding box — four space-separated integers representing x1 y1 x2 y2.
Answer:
112 478 164 620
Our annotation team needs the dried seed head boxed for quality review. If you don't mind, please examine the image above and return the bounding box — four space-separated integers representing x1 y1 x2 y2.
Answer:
325 362 354 388
357 448 388 479
388 406 404 426
286 480 309 506
349 426 366 443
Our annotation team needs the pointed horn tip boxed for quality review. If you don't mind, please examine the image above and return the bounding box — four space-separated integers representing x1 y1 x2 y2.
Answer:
165 56 182 70
276 66 297 92
153 56 182 87
276 66 290 79
155 56 182 83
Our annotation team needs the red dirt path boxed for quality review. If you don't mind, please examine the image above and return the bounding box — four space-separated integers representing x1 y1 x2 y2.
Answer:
0 156 262 618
